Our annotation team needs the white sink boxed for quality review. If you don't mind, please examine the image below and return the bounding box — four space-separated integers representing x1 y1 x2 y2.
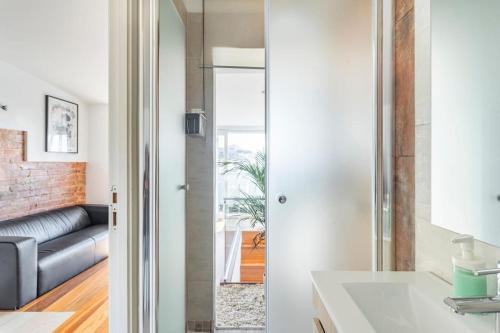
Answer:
343 282 473 333
310 271 496 333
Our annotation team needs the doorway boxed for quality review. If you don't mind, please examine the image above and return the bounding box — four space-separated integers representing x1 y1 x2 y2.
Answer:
214 68 266 330
0 0 111 332
123 0 379 332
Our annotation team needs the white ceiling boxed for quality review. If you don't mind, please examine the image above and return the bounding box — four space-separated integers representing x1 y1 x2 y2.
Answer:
0 0 108 104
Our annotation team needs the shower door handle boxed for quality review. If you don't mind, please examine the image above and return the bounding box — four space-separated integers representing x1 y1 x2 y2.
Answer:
178 184 190 191
278 194 287 204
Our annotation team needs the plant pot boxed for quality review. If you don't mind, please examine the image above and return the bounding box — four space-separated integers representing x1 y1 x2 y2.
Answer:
240 231 266 283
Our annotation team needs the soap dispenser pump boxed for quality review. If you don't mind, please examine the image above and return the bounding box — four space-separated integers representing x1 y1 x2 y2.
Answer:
452 235 487 297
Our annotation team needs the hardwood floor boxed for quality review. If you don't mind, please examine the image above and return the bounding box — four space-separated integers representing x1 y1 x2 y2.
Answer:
19 259 109 333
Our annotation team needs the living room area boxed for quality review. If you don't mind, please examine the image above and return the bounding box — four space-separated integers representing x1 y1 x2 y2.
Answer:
0 0 110 332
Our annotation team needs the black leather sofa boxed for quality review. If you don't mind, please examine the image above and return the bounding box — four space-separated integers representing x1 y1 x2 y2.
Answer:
0 205 109 309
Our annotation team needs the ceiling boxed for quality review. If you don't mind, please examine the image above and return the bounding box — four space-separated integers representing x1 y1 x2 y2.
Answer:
0 0 108 104
0 0 263 104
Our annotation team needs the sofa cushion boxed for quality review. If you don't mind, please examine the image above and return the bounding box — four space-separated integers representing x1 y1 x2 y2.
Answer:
0 206 91 244
75 225 109 263
37 231 95 295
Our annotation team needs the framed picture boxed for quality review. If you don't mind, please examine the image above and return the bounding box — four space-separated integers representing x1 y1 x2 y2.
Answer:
45 95 78 153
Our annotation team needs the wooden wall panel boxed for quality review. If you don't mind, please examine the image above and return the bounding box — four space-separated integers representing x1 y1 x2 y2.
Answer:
394 0 416 271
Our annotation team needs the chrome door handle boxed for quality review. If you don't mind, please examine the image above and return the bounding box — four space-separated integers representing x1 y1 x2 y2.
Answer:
278 195 287 204
178 184 190 191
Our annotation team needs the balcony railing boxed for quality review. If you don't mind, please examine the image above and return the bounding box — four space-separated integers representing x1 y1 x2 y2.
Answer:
220 197 264 283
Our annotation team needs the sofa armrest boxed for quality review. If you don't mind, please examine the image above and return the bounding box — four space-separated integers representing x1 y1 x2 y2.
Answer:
80 204 109 226
0 236 37 309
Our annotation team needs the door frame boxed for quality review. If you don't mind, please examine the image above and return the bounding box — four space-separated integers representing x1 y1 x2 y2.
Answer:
109 0 393 331
212 65 267 327
108 0 159 332
108 0 138 332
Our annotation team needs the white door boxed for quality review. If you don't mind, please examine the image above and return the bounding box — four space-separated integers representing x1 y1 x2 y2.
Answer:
158 0 186 331
267 0 375 331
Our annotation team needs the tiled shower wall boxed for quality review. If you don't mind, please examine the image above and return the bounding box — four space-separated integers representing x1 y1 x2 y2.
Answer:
0 128 86 221
413 0 500 284
186 12 215 328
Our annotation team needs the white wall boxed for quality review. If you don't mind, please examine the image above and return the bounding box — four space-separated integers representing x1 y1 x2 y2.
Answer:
86 104 109 204
0 59 109 204
0 59 88 162
215 69 265 128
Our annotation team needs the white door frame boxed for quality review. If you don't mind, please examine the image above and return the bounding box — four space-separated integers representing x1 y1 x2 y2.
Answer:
108 0 137 332
108 0 159 332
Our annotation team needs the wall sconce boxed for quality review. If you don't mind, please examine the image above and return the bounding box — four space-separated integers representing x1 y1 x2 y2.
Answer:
0 103 7 111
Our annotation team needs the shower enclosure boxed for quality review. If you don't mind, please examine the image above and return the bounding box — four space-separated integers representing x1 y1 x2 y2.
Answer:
114 0 392 331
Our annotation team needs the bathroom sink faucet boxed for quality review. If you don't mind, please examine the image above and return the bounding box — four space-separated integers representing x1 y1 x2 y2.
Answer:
444 260 500 333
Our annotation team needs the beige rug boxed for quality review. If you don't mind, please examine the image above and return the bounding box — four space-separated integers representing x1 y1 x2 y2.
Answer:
0 312 73 333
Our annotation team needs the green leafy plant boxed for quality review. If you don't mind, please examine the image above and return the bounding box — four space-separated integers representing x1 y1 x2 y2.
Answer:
220 151 266 247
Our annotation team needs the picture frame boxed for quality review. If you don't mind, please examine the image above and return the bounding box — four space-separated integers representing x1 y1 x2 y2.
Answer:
45 95 79 153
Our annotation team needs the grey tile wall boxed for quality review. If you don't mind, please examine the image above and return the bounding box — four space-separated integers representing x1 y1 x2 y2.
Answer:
186 12 214 324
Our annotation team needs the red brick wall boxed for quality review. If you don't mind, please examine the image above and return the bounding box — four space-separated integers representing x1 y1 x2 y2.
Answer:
0 128 86 221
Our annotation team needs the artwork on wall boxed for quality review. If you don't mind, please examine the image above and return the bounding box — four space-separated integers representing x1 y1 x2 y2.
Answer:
45 95 78 153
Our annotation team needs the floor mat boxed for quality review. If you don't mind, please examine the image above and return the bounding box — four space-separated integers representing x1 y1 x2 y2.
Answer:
0 312 73 333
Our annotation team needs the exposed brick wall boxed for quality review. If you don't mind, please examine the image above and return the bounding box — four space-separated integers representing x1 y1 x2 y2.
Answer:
0 128 86 221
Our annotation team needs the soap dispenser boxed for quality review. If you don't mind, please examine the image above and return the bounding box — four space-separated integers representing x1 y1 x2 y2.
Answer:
452 235 487 297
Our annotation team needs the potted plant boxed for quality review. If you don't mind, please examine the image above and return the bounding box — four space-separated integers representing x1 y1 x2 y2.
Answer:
220 151 266 246
220 152 266 283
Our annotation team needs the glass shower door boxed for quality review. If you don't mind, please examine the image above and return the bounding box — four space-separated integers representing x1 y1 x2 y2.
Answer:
267 0 376 331
158 0 186 331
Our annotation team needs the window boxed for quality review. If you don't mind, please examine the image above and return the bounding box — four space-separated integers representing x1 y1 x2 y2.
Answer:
216 130 265 229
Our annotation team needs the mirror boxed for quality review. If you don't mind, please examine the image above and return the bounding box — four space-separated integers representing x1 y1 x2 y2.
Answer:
430 0 500 246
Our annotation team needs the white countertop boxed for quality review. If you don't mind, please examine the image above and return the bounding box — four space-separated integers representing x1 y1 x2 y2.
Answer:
310 271 496 333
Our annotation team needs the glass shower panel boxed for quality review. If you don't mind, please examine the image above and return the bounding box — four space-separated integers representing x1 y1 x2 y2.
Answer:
267 0 375 331
158 0 186 332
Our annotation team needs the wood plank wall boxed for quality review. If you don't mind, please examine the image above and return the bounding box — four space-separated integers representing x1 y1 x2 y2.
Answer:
394 0 416 270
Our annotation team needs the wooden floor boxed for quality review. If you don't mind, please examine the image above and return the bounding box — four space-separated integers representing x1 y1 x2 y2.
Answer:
19 259 109 333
